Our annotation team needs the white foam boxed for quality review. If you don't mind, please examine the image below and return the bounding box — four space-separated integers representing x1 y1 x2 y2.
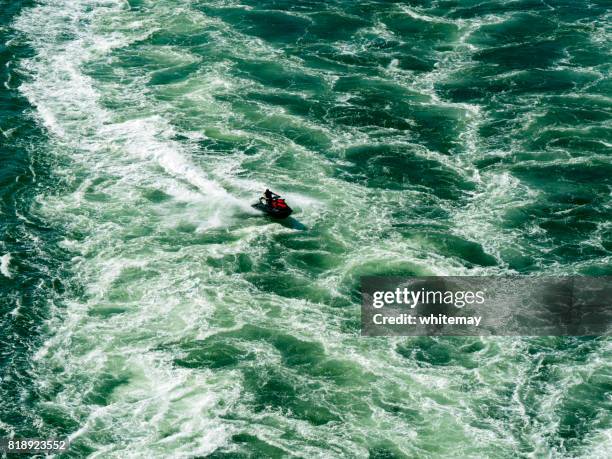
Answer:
9 297 21 317
0 253 12 278
400 5 454 24
13 1 243 454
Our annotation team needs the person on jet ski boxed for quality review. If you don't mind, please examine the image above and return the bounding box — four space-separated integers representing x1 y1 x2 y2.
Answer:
264 189 280 205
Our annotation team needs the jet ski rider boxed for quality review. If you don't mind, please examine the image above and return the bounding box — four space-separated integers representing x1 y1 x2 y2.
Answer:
264 189 280 206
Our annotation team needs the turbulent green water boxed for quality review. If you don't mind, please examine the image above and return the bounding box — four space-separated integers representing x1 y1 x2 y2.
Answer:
1 0 611 457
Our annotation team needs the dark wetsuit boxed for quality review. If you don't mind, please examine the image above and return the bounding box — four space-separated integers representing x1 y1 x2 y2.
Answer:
264 189 278 205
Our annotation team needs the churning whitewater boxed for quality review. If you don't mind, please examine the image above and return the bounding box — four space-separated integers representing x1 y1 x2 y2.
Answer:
1 0 610 457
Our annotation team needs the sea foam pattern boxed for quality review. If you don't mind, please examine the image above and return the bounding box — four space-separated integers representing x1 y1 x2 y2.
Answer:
4 0 611 457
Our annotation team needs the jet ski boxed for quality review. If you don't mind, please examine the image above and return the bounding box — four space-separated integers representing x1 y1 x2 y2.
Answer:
252 195 293 219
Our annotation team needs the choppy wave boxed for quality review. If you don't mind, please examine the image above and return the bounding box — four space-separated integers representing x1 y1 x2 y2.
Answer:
2 0 611 457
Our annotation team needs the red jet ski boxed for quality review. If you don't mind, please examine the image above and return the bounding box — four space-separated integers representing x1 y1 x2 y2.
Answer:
252 192 293 219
